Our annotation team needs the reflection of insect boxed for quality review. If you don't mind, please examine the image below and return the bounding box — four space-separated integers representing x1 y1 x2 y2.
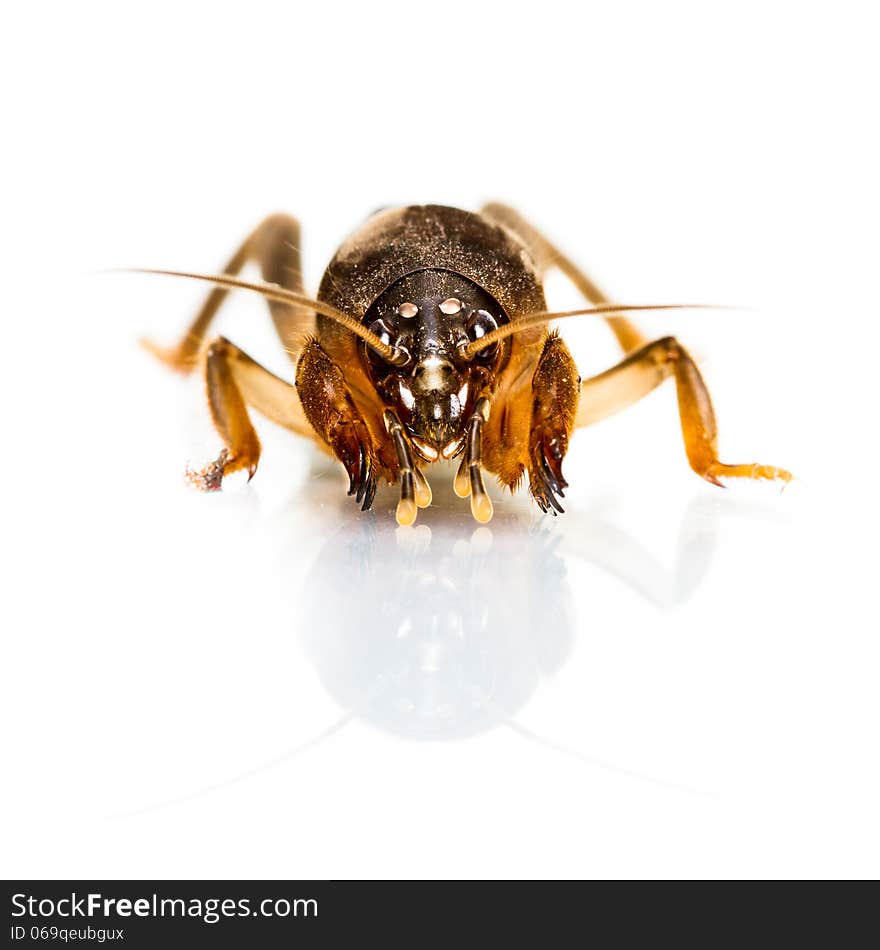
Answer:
141 204 791 524
299 516 574 740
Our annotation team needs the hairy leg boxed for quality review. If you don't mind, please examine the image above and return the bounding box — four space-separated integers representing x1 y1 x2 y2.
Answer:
295 339 398 511
577 336 792 486
527 333 581 514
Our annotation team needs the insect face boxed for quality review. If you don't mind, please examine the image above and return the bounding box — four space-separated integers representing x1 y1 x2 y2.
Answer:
363 269 508 461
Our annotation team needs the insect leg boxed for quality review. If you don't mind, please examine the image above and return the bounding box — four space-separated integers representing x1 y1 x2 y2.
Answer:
577 336 793 485
186 336 310 489
454 398 493 523
143 213 313 371
383 411 431 526
296 339 399 511
528 334 581 515
480 203 647 354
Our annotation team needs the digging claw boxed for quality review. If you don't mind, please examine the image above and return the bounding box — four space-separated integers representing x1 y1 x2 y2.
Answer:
334 423 376 510
336 432 378 513
529 432 568 516
354 459 368 503
347 444 365 496
361 472 378 511
537 476 565 514
539 447 567 497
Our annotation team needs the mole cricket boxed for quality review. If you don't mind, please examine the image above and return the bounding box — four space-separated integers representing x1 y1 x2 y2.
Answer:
140 203 792 525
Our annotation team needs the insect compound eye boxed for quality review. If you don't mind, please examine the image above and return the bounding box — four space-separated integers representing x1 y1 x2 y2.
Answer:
367 318 395 348
397 302 419 319
466 309 500 358
439 297 462 315
367 317 411 367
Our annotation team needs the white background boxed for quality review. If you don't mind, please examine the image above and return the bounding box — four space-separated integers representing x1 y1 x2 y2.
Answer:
2 1 878 879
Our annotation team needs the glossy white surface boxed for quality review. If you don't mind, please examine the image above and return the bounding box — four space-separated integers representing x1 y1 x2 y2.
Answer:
2 1 878 878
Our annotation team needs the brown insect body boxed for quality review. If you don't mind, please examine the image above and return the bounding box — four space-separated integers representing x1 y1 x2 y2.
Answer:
142 203 792 525
303 206 554 516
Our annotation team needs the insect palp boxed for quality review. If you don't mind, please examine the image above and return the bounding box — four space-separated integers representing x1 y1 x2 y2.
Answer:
453 397 492 523
412 465 432 508
384 408 431 525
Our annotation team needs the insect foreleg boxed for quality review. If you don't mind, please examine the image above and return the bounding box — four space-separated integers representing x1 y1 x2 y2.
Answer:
383 410 432 526
528 333 581 514
295 340 398 511
576 336 793 486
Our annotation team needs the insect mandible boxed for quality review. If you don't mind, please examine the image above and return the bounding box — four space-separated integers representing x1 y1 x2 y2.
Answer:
140 204 792 524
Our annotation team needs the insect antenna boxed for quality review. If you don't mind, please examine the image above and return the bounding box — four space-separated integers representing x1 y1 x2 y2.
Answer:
461 303 741 359
124 268 409 365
